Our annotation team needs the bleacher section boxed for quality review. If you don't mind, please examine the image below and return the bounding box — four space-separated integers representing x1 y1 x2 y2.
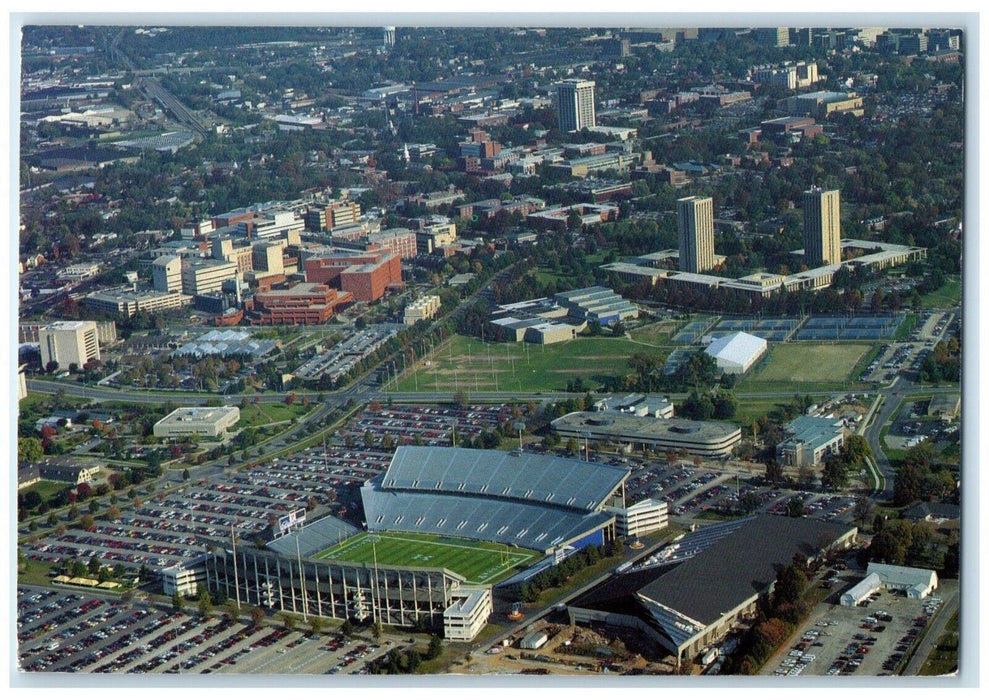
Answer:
359 447 629 554
382 446 628 512
361 484 614 554
267 515 359 558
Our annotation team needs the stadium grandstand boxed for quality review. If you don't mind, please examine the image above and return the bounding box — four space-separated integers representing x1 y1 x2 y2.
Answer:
267 514 359 558
360 446 630 554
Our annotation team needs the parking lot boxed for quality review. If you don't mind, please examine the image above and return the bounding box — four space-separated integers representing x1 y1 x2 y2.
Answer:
17 585 404 674
763 575 955 677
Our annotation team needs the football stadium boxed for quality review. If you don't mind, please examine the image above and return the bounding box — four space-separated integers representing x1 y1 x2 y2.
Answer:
201 446 631 640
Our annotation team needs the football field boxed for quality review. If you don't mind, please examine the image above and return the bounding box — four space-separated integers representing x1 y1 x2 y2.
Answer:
314 532 539 585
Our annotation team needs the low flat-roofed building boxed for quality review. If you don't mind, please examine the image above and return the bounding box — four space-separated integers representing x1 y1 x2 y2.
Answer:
38 460 102 485
776 415 845 468
927 394 960 420
83 287 192 317
595 394 675 419
153 406 241 439
551 411 741 458
443 587 493 642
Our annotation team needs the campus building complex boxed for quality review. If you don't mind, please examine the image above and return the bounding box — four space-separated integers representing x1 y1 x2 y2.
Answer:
551 412 742 458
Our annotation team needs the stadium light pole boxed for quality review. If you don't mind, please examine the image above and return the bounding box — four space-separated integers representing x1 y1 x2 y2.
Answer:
369 534 381 627
296 530 309 623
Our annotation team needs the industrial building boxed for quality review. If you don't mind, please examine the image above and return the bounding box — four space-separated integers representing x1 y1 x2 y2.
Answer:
568 515 857 667
551 412 741 458
39 320 101 370
704 331 768 375
153 406 241 439
775 415 845 468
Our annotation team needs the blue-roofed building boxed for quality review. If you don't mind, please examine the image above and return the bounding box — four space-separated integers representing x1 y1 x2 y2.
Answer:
360 446 629 554
775 415 845 468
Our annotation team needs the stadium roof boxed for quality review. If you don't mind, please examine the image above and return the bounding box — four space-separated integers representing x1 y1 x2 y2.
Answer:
636 516 854 626
571 516 856 649
704 331 767 366
381 446 628 512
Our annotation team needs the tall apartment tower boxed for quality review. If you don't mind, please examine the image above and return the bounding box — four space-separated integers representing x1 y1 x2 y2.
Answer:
557 79 596 132
803 188 842 266
676 196 716 273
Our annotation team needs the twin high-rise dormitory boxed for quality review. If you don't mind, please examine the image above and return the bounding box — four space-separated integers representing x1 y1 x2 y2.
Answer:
676 187 843 273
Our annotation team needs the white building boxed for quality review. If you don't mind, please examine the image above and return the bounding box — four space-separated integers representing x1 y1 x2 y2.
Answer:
39 320 101 370
182 259 239 296
520 630 549 650
557 79 596 132
153 406 241 439
162 558 208 597
443 587 493 642
704 331 768 374
840 572 882 607
606 498 669 539
866 562 939 600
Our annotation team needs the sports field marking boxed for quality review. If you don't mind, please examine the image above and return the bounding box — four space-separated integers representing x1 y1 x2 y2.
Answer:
315 532 538 584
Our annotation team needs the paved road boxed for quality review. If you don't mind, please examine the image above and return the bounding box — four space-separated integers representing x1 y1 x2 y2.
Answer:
902 580 959 676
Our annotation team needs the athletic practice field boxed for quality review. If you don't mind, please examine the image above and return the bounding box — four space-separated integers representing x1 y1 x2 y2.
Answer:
740 342 872 391
390 333 661 394
314 532 539 585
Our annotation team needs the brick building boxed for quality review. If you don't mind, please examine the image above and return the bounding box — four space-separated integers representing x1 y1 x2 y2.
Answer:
304 251 402 302
245 282 353 325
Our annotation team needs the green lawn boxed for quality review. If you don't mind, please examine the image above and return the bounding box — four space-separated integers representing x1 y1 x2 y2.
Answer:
919 611 959 676
391 334 653 394
920 276 962 309
234 402 312 429
315 532 539 585
740 342 873 392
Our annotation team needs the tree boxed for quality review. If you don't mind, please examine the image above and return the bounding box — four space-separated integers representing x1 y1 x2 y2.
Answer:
80 514 95 530
426 635 443 660
172 592 184 613
372 621 382 639
773 564 808 607
107 506 121 520
198 590 213 618
281 612 297 632
182 468 191 481
764 458 784 485
785 496 805 518
821 455 850 491
18 437 44 463
340 619 354 637
852 496 875 525
250 606 266 627
310 616 324 636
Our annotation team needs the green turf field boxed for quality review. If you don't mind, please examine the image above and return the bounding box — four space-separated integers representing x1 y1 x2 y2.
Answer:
740 342 872 391
390 333 657 394
314 532 539 585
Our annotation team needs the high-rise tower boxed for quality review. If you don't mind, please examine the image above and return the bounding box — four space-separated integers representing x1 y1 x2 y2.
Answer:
676 196 716 273
803 187 842 266
556 79 596 132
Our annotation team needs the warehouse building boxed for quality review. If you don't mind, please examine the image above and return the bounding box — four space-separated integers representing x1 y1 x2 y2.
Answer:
569 515 857 668
704 331 767 375
153 406 241 439
551 412 741 458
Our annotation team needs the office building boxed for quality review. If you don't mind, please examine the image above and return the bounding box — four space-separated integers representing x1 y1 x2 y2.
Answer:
677 196 716 273
39 320 100 370
83 287 192 317
557 79 597 132
182 259 239 296
246 282 353 325
803 188 842 266
153 406 241 439
252 241 285 276
152 255 182 293
776 415 845 468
